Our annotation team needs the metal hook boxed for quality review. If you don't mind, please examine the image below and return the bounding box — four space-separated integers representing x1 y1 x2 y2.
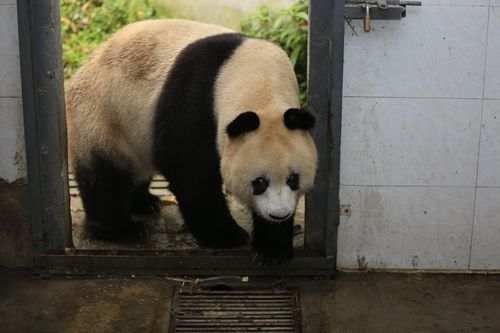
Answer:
363 4 372 32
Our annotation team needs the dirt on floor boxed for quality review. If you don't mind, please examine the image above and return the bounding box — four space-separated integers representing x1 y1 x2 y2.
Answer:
1 270 500 333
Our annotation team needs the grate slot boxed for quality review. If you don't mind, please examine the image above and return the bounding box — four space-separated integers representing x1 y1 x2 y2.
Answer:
175 327 296 333
170 289 301 333
177 315 294 319
69 173 172 198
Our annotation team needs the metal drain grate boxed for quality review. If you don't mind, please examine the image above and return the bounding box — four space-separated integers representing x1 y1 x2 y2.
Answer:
169 289 302 333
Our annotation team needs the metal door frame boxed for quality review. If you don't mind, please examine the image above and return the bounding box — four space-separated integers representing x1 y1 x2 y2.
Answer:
17 0 344 276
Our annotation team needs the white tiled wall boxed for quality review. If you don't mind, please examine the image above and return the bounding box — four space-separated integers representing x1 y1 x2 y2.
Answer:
338 187 475 270
478 100 500 187
338 1 500 270
341 98 482 187
470 188 500 269
484 6 500 98
0 55 21 97
423 0 489 6
0 2 25 182
0 4 19 55
343 6 488 99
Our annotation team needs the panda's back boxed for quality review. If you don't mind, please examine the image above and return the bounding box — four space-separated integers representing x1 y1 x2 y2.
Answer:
66 19 234 175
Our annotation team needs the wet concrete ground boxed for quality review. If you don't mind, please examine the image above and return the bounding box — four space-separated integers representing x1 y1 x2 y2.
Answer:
1 270 499 333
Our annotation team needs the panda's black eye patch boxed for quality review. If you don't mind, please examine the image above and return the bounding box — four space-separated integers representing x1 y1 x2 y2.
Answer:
287 173 300 191
226 111 260 138
284 108 315 131
252 177 269 195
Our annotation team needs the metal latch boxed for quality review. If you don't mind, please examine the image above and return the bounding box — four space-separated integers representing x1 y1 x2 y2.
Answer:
345 0 422 33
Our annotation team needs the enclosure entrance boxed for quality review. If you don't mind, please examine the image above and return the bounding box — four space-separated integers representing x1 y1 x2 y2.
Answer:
18 0 343 275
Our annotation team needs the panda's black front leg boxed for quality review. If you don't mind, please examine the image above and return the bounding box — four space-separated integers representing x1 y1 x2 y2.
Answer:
181 197 249 248
131 180 161 215
252 213 294 265
170 181 249 249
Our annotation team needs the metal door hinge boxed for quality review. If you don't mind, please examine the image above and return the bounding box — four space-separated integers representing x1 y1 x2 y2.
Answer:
345 0 422 32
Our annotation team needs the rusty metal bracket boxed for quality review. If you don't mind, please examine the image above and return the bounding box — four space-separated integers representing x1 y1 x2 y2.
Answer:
345 0 422 32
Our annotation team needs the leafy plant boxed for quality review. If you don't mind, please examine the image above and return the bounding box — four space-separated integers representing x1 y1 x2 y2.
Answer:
61 0 168 78
241 0 309 105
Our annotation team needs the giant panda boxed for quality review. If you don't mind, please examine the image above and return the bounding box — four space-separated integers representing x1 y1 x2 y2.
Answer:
66 19 317 262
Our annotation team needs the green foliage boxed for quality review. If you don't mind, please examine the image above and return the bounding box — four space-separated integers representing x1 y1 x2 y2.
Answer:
241 0 309 105
61 0 169 78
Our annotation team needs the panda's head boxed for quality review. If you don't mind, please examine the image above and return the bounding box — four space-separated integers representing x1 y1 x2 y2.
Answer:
222 108 317 223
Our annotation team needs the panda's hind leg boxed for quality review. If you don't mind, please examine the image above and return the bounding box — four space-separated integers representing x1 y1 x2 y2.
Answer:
75 151 145 241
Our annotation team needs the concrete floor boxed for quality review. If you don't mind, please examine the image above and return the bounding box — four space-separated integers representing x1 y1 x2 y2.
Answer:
1 270 500 333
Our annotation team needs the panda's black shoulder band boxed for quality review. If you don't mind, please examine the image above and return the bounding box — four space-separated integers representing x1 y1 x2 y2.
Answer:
226 111 260 138
284 108 315 130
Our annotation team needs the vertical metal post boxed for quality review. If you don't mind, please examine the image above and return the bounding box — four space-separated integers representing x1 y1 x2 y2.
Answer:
17 0 71 253
305 0 345 259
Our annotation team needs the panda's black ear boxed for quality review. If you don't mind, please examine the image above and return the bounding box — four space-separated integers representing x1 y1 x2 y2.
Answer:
226 111 260 138
284 108 315 131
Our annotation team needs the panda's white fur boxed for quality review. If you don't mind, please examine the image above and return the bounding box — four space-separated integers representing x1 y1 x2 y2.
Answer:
66 19 317 260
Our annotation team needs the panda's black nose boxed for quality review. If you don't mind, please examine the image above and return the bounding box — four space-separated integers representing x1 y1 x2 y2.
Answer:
270 213 291 221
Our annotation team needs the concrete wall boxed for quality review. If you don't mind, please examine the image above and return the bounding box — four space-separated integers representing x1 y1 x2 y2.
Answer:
338 1 500 271
0 0 31 267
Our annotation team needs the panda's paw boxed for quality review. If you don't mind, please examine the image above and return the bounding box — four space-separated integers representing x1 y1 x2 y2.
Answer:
132 193 161 215
86 219 147 242
251 214 294 265
194 223 249 249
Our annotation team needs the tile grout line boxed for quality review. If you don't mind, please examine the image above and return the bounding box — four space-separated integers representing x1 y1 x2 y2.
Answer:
340 184 500 189
343 96 500 101
422 4 490 7
468 4 491 270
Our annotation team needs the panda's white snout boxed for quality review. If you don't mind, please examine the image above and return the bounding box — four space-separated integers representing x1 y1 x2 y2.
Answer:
253 185 297 222
269 212 291 220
